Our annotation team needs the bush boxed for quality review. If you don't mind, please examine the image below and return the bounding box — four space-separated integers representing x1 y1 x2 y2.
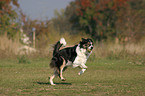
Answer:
17 55 31 64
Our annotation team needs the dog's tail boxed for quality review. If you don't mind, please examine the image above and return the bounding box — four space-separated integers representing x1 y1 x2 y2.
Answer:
50 38 66 69
53 38 66 56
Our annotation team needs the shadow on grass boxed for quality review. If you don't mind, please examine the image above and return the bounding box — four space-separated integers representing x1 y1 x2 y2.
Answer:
36 82 72 85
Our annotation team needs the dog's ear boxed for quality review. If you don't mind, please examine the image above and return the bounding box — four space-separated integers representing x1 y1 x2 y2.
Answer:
81 38 86 41
87 38 93 42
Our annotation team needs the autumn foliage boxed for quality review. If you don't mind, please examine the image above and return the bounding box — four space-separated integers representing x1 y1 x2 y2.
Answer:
0 0 145 60
0 0 19 38
70 0 134 41
0 0 145 43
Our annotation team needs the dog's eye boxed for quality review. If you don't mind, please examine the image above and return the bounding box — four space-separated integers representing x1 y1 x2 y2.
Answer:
84 44 88 47
88 44 92 46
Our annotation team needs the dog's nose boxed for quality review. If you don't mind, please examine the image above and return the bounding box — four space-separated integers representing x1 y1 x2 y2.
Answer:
91 47 93 50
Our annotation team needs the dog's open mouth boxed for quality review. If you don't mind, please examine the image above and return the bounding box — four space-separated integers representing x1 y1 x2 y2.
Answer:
87 49 92 53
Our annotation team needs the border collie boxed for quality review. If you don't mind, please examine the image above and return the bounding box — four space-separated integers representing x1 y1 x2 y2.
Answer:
49 38 93 85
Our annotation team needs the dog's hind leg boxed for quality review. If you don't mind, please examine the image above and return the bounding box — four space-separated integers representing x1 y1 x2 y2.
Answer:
49 69 58 85
59 56 66 81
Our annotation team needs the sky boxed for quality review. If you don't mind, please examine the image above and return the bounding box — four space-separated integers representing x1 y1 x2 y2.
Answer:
18 0 73 20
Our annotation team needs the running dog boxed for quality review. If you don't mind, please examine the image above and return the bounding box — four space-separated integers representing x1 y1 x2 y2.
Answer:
49 38 93 85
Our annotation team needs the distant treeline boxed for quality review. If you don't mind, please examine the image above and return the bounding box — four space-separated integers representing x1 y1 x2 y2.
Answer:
0 0 145 43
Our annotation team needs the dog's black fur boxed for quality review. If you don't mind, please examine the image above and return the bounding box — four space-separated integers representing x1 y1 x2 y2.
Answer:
50 45 77 69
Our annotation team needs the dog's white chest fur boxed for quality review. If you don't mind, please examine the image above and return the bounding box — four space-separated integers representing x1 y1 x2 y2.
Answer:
72 46 88 68
66 45 91 68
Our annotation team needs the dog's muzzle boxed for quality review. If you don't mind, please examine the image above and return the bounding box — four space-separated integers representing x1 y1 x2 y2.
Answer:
87 49 92 53
87 46 93 52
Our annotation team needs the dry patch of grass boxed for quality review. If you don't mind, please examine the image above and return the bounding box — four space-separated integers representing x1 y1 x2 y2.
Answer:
0 33 145 65
0 34 21 58
93 41 145 64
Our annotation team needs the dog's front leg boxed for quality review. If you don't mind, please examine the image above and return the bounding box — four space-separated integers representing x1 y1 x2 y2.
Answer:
78 68 86 75
80 63 88 69
78 63 87 75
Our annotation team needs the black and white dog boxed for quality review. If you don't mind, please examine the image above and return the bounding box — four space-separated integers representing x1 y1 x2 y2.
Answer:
49 38 93 85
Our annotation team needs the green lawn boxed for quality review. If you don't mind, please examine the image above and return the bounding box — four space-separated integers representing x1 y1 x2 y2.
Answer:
0 58 145 96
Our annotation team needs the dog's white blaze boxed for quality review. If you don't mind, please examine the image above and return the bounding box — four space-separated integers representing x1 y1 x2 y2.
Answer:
73 45 88 68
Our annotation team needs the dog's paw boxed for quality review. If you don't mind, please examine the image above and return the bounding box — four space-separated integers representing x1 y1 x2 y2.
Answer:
78 72 81 75
78 71 83 75
78 69 86 75
51 84 56 85
61 78 66 81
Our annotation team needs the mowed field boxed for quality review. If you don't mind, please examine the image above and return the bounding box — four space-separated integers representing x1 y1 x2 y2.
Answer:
0 58 145 96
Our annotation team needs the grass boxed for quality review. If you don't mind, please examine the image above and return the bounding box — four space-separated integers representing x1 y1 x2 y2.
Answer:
0 58 145 96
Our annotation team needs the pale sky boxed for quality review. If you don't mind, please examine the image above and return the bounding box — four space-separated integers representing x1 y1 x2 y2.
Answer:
18 0 74 20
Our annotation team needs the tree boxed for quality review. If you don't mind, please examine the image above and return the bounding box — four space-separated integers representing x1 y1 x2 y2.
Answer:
51 9 72 34
0 0 20 39
66 0 130 41
115 0 145 42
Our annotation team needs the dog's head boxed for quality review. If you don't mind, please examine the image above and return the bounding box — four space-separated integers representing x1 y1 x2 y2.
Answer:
79 38 94 52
